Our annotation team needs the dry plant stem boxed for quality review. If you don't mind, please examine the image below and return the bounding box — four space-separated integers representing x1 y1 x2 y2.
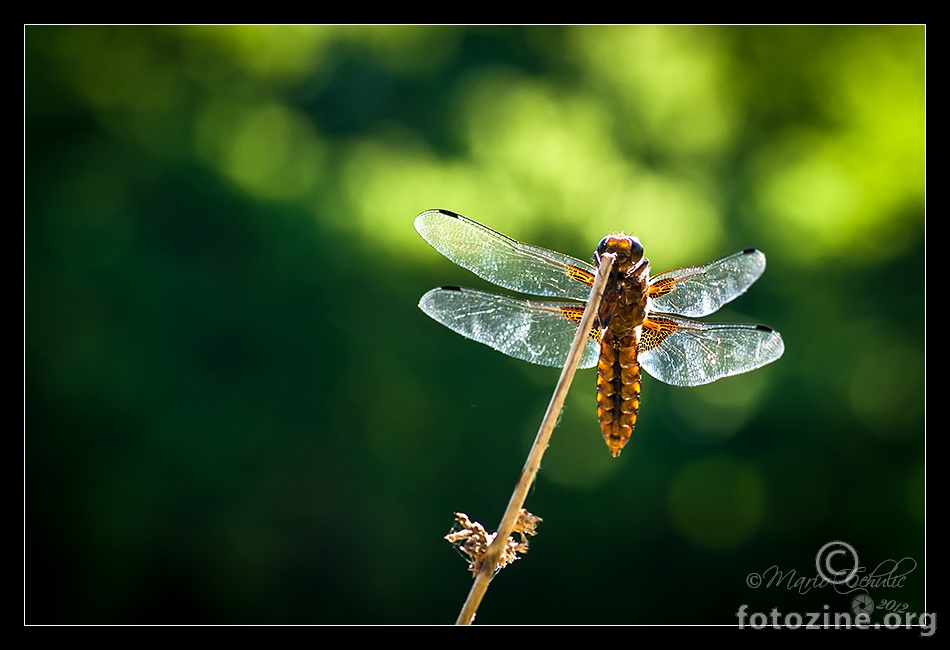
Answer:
455 253 616 626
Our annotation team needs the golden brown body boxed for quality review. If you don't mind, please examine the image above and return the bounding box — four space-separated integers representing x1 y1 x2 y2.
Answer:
594 234 650 456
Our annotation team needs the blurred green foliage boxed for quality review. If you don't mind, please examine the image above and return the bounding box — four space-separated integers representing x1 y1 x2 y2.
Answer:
26 26 924 624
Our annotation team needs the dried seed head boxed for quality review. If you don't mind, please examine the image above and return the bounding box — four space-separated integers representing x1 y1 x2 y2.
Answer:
445 510 542 575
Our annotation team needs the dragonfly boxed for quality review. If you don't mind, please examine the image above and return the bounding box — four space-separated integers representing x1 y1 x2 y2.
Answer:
415 209 785 457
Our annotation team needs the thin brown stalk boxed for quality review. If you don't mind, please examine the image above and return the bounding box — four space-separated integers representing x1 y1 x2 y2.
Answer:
455 253 615 625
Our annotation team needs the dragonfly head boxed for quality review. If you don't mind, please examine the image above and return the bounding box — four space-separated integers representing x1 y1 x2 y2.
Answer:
596 233 644 272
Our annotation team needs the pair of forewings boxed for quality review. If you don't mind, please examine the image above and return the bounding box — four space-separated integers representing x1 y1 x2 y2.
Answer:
415 209 784 387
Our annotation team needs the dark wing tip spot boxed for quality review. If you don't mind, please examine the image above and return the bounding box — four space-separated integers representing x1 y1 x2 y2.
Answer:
754 324 774 333
440 285 462 291
436 209 460 218
742 247 759 255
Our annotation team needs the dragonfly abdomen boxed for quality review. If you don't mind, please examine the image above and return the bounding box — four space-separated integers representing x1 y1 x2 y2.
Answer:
595 332 642 457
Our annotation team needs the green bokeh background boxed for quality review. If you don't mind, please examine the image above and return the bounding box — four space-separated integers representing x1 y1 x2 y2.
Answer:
26 26 925 624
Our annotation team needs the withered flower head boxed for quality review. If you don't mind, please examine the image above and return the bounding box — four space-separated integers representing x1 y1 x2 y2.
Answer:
445 510 542 575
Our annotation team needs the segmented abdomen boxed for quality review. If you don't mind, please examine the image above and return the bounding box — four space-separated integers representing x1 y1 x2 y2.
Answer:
595 332 642 457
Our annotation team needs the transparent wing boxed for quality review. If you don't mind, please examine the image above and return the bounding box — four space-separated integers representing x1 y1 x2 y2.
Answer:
418 287 600 369
415 209 596 301
639 315 784 387
648 249 766 317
